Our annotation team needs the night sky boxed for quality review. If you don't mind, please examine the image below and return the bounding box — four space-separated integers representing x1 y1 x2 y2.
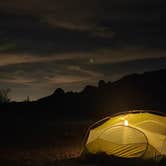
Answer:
0 0 166 101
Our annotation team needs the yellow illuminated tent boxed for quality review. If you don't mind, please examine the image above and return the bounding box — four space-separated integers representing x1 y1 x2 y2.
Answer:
85 110 166 160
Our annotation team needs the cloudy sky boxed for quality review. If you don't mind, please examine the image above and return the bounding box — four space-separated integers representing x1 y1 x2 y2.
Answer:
0 0 166 101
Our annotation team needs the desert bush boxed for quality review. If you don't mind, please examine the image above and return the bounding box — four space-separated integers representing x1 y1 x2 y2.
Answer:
0 88 11 103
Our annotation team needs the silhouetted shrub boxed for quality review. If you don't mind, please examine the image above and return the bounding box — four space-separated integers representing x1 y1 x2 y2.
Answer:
98 80 106 87
0 88 11 104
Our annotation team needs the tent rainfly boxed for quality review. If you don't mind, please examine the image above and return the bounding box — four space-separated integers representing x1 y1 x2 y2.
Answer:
85 111 166 160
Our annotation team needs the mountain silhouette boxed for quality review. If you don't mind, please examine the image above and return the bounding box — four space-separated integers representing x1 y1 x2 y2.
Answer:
0 69 166 120
34 69 166 118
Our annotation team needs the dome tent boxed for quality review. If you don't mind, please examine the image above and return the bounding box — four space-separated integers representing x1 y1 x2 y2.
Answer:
85 110 166 160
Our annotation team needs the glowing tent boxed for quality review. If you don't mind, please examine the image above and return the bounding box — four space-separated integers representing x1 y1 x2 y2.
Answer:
85 111 166 160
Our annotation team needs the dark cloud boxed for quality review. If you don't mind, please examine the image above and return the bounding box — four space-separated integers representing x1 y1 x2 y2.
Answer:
0 0 165 53
0 11 113 55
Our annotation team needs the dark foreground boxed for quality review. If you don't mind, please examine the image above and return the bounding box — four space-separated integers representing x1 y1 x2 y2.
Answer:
0 154 165 166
